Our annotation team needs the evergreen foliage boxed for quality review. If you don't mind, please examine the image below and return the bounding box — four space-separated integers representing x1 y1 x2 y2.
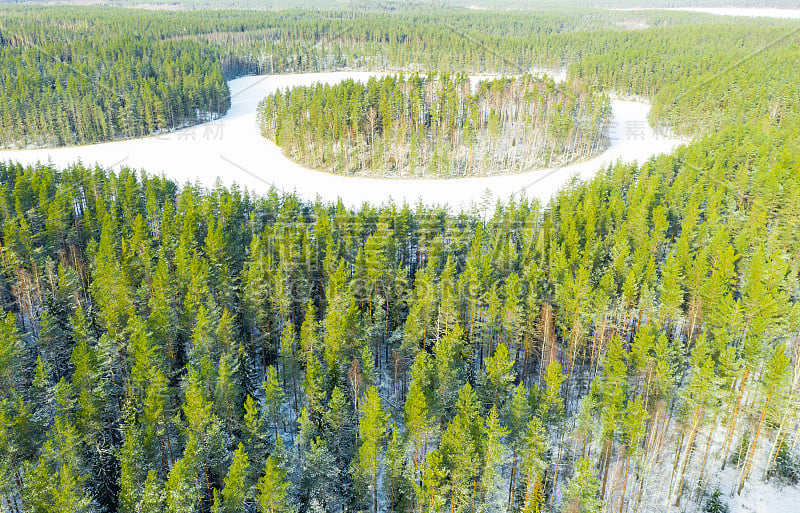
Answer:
3 6 800 147
1 5 800 513
258 73 610 177
0 108 797 509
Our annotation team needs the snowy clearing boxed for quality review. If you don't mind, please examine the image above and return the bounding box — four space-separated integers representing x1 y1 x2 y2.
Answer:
619 7 800 19
669 8 800 19
623 415 800 513
0 71 681 209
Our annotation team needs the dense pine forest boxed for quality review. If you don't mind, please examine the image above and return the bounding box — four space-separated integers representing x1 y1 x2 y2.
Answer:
0 9 230 148
258 74 610 177
4 0 799 10
1 110 799 512
2 7 800 147
2 4 800 513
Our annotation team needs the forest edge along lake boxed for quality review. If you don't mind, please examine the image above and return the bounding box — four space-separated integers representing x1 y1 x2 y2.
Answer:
0 71 683 209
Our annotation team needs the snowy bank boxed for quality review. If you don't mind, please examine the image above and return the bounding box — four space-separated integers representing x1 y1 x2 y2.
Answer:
616 8 800 19
0 72 681 210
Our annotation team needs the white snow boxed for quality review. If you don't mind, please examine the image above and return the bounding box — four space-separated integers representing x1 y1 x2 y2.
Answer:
670 8 800 19
725 467 800 513
0 71 681 209
619 8 800 19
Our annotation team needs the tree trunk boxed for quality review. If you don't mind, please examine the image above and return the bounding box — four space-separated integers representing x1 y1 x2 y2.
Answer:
695 418 716 502
673 410 702 507
373 468 379 513
600 437 613 501
738 395 770 495
507 451 518 512
722 369 750 470
619 453 630 513
667 431 684 500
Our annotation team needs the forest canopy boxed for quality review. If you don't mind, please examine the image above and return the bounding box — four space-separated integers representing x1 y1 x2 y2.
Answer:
258 73 611 177
0 110 798 512
3 0 799 10
1 5 800 513
0 9 230 147
2 6 799 147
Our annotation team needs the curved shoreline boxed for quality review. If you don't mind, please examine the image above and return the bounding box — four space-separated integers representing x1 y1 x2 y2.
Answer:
0 71 683 209
614 7 800 19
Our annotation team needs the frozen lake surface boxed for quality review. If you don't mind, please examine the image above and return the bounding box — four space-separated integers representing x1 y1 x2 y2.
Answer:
0 71 682 209
621 7 800 19
671 8 800 19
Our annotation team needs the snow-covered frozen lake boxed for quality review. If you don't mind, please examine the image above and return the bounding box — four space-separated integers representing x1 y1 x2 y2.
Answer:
0 71 682 209
622 7 800 19
673 7 800 19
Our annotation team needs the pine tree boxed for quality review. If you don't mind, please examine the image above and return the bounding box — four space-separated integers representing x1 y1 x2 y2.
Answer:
419 449 448 513
263 365 285 442
506 384 531 511
542 360 566 420
480 406 509 509
435 324 467 416
256 455 290 513
243 394 267 462
0 311 24 397
137 470 166 513
323 386 351 463
483 341 515 409
520 416 549 513
281 321 300 420
165 458 199 513
405 379 436 484
354 386 389 513
299 438 342 512
53 463 94 513
560 456 601 513
441 384 481 513
222 444 251 513
215 352 242 437
384 430 409 513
